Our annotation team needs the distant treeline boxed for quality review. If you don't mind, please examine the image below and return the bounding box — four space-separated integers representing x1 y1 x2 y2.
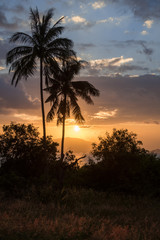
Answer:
0 123 160 200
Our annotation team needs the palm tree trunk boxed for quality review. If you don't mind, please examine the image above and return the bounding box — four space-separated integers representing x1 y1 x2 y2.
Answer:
40 58 46 143
60 95 66 162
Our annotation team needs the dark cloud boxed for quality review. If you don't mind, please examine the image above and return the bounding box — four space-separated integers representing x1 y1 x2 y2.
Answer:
11 5 25 13
138 42 153 61
0 39 15 61
0 10 19 30
123 0 160 20
105 0 160 20
153 121 160 125
0 74 40 116
110 40 154 60
67 0 160 20
118 64 148 72
0 4 25 13
78 74 160 124
84 57 148 76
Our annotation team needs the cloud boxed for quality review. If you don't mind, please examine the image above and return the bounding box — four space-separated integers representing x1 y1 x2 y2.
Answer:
0 66 5 71
80 125 91 128
153 121 160 125
14 113 41 121
96 17 121 25
93 109 117 119
92 1 106 9
90 57 133 67
70 16 86 23
138 42 153 61
67 15 95 30
0 3 25 13
67 14 122 31
110 40 154 59
0 39 17 69
143 19 154 29
141 30 148 35
0 74 40 117
105 0 160 20
78 74 160 125
0 10 19 30
83 56 148 76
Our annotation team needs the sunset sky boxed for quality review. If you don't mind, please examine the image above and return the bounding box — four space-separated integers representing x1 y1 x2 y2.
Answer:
0 0 160 151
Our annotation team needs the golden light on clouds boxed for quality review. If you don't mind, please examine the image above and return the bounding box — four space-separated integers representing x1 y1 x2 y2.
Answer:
143 19 154 29
90 56 133 69
0 66 5 71
92 1 106 9
93 109 117 119
14 113 41 121
141 30 148 35
70 16 86 23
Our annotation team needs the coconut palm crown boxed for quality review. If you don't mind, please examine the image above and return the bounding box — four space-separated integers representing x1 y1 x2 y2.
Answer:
45 58 100 161
6 8 75 143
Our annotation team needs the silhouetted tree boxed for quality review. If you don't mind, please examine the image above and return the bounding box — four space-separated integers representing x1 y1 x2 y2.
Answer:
84 128 158 192
0 122 58 178
92 128 146 162
6 8 75 143
45 58 100 162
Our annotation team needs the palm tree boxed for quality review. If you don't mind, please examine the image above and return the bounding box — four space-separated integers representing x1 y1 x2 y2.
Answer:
6 8 75 143
45 58 100 161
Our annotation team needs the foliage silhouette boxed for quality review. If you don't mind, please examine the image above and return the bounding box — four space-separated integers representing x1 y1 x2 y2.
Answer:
78 129 160 194
45 58 100 161
1 124 160 197
6 8 75 143
92 128 146 161
0 122 58 195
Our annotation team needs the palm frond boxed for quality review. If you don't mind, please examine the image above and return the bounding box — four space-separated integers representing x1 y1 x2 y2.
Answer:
9 54 36 86
72 81 100 97
42 8 54 35
43 57 61 83
67 90 84 123
9 32 35 45
46 47 76 63
30 7 40 34
6 46 33 65
57 116 63 125
72 102 85 123
57 98 65 125
45 26 65 44
45 87 60 103
47 38 74 49
46 97 59 122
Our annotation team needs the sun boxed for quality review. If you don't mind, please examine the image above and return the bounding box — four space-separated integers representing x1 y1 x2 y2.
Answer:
74 125 80 132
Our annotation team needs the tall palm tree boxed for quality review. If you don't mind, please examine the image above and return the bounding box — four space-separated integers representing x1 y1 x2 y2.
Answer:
45 58 100 161
6 8 75 143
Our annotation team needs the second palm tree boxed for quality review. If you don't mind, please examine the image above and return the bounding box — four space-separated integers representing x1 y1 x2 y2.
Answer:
45 58 100 161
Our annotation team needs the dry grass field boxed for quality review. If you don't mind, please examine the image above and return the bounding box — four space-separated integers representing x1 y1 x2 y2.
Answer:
0 189 160 240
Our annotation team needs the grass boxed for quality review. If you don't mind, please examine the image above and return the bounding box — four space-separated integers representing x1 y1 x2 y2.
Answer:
0 188 160 240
